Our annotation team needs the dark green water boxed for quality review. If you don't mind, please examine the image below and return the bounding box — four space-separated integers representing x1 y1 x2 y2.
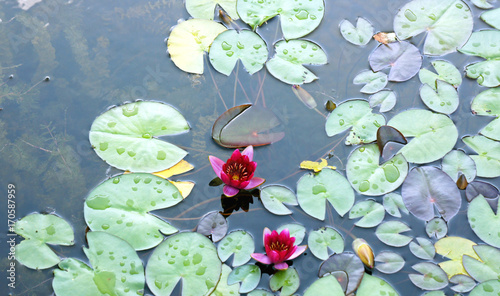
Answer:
0 0 499 295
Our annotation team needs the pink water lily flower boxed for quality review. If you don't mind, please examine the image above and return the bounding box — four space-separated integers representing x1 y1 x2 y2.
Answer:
251 227 307 270
209 146 265 197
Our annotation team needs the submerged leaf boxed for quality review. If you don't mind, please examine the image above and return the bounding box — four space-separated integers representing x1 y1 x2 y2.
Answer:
369 41 422 82
471 88 500 141
339 18 374 46
353 70 388 94
468 195 500 248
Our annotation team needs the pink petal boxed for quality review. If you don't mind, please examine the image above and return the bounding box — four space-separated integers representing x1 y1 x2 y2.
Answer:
287 245 307 260
241 145 254 161
243 177 266 190
279 228 290 239
268 250 280 264
223 185 239 197
209 156 225 178
251 253 272 264
263 227 272 244
274 262 289 270
220 172 231 185
230 148 242 160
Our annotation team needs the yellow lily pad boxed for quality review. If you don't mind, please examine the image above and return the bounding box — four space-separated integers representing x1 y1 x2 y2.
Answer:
435 236 480 278
170 180 195 199
153 160 194 179
300 158 336 173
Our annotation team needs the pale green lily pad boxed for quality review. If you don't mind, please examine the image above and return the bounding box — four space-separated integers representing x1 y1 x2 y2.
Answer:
471 88 500 141
349 200 385 228
460 30 500 87
353 70 388 94
209 30 268 76
409 262 449 290
237 0 325 40
228 264 261 294
394 0 473 56
308 227 344 260
369 90 397 113
420 80 459 114
213 264 240 296
422 292 446 296
218 230 255 267
409 237 435 260
383 193 409 218
376 220 413 247
469 279 500 295
441 150 477 182
325 100 385 145
15 213 74 269
346 144 408 196
248 289 274 296
426 218 448 239
465 60 500 88
269 267 300 296
277 223 306 245
463 245 500 283
450 274 475 293
388 109 458 164
266 40 327 85
481 8 500 29
303 275 345 296
260 185 298 215
146 232 222 296
463 135 500 178
297 168 355 220
472 0 495 9
375 251 405 274
419 60 462 89
84 173 180 250
186 0 238 20
53 232 144 296
468 195 500 248
89 101 190 173
339 18 374 46
356 274 400 296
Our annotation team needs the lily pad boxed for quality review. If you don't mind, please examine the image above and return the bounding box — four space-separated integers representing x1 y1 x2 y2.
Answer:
197 211 228 242
269 267 300 296
356 274 400 296
84 173 180 250
307 227 344 260
463 135 500 178
303 275 344 296
472 0 496 9
346 144 408 196
339 18 374 46
481 8 500 29
375 251 405 274
318 253 364 295
228 264 261 294
393 0 473 56
471 88 500 141
369 41 422 82
349 200 385 228
260 185 298 215
435 236 480 278
464 60 500 88
388 109 458 164
377 126 407 157
325 100 386 145
213 264 240 296
426 218 448 239
167 19 227 74
450 274 476 293
466 181 499 202
418 60 462 89
248 289 274 296
369 90 397 113
420 80 459 114
218 230 255 267
441 150 477 183
266 40 327 85
15 213 74 269
353 70 388 94
410 237 435 260
383 193 409 218
409 262 449 290
89 101 190 173
185 0 239 20
470 279 500 295
237 0 325 40
468 195 500 248
375 220 412 247
463 245 500 283
277 223 306 245
53 232 144 296
146 232 222 296
297 168 355 220
209 30 268 76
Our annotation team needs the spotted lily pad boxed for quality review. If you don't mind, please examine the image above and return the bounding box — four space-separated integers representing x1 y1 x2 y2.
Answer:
297 168 355 220
213 264 240 296
15 213 74 269
356 274 400 296
339 18 374 46
376 220 412 247
471 88 500 141
217 230 255 267
450 274 476 293
420 80 459 114
89 101 190 173
426 218 448 239
53 232 144 296
481 8 500 29
266 40 327 85
472 0 496 9
383 193 409 218
469 279 500 295
463 135 500 178
419 60 462 89
303 275 344 296
463 245 500 283
410 237 435 260
269 267 300 296
185 0 238 20
375 251 405 274
369 41 422 82
349 200 385 228
260 185 298 215
394 0 473 56
346 144 408 196
441 150 477 183
409 262 449 290
196 211 228 242
468 195 500 248
435 237 480 278
318 253 364 295
146 232 222 296
228 264 261 294
307 227 344 260
369 90 397 113
353 70 388 94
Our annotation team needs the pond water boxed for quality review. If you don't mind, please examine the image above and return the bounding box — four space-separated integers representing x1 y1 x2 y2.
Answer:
1 0 499 295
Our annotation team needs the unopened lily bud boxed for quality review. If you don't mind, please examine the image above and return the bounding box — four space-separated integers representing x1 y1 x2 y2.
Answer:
353 238 374 268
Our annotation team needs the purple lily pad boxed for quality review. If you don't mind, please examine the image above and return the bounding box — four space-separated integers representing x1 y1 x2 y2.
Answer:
196 211 228 242
369 41 422 82
466 181 499 202
318 253 364 295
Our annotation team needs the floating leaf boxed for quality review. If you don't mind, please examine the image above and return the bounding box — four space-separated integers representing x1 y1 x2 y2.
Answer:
339 18 374 46
197 211 228 242
277 223 306 245
292 85 317 109
441 150 476 183
377 125 407 155
375 251 405 274
468 195 500 248
269 267 300 296
297 168 355 220
209 30 268 76
466 181 499 202
349 200 385 228
393 0 473 56
213 264 240 296
346 144 408 196
420 80 459 114
450 274 476 293
383 193 409 218
463 135 500 178
369 41 422 82
53 232 144 296
303 275 345 296
15 213 74 269
463 245 500 283
228 264 261 294
185 0 238 20
481 8 500 29
146 232 221 296
218 230 255 267
89 101 189 172
388 109 457 163
84 173 180 250
375 220 412 247
237 0 325 40
472 0 495 9
300 158 336 173
369 90 397 113
426 218 448 239
260 185 298 215
353 70 388 94
410 237 435 260
167 19 227 74
153 160 194 179
418 60 462 89
307 227 344 260
248 289 274 296
318 253 364 295
409 262 449 290
422 292 446 296
471 88 500 141
469 279 500 295
435 236 479 278
356 274 400 296
266 40 327 85
325 100 386 145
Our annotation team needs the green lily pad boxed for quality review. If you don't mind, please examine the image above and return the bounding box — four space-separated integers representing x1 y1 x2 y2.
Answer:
213 264 240 296
237 0 325 40
441 150 477 183
465 60 500 88
409 262 449 290
450 274 476 293
346 144 408 196
375 251 405 274
463 135 500 178
248 289 274 296
426 218 448 239
393 0 473 56
356 274 400 296
307 227 344 260
318 253 364 295
218 230 255 267
84 173 180 250
15 213 74 269
422 292 446 296
388 109 458 164
472 0 495 9
463 245 500 283
297 168 355 220
353 70 388 94
418 60 462 89
186 0 238 20
468 195 500 248
266 40 327 85
471 88 500 141
277 223 306 245
349 200 385 228
409 237 435 260
146 232 222 296
470 279 500 295
383 193 409 218
89 101 190 173
369 90 397 113
325 100 386 145
260 185 298 215
209 30 268 76
420 80 459 114
269 267 300 296
481 8 500 29
303 275 344 296
53 232 144 296
228 264 261 294
339 18 374 46
376 220 413 247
